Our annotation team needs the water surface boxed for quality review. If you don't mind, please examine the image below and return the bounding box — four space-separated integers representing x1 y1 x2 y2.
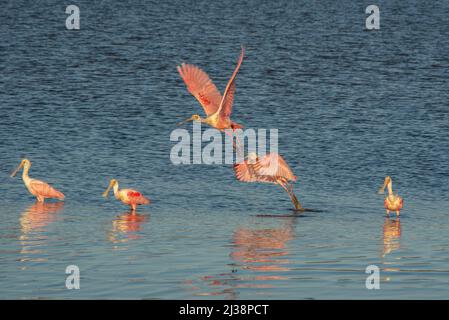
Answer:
1 0 449 299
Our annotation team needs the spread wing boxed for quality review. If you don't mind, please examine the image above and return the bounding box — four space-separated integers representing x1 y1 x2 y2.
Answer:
234 159 279 184
221 82 236 119
234 161 258 182
29 179 65 200
177 63 222 116
254 153 297 182
215 46 245 119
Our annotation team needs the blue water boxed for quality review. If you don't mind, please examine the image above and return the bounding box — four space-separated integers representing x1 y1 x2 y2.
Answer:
1 0 449 299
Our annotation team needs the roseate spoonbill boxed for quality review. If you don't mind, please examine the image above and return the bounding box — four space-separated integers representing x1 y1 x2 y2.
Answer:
378 176 403 216
102 178 150 212
10 159 65 203
234 152 303 211
177 46 245 131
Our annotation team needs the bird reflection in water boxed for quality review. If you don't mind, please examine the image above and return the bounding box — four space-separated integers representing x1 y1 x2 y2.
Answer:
382 217 401 258
185 216 296 298
19 202 64 262
108 212 148 244
231 225 293 274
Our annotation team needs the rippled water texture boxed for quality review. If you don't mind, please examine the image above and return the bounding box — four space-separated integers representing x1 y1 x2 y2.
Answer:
1 0 449 299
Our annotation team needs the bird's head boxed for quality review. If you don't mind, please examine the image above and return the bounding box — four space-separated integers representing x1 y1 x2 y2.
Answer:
378 176 391 194
178 114 202 126
103 179 118 198
10 158 31 177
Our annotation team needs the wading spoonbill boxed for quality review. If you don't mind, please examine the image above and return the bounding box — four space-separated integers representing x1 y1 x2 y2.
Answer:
378 176 403 216
10 159 65 203
102 179 150 212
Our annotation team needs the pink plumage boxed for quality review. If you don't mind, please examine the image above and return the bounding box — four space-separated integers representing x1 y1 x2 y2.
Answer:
126 190 150 205
234 153 296 183
177 63 222 116
103 179 150 213
29 179 65 200
10 159 65 203
233 153 303 210
177 47 245 131
217 47 244 122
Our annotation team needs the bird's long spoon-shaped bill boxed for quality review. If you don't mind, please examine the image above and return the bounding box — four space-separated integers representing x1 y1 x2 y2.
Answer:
10 162 24 178
102 181 115 198
177 116 194 126
378 180 388 194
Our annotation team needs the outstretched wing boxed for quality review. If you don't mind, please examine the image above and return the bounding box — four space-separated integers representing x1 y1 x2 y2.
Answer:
29 179 65 200
234 159 278 184
221 82 236 119
254 153 297 182
177 63 222 116
234 161 258 182
215 46 245 119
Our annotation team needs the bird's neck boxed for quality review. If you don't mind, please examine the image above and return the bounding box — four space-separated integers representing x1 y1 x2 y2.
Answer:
113 183 120 199
22 165 31 184
204 115 217 126
387 181 393 196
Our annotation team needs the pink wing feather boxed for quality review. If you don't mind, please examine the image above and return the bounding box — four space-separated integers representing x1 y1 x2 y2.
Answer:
255 153 297 182
234 161 258 183
233 153 296 184
29 179 65 200
177 63 222 116
221 82 236 119
126 190 150 205
215 47 245 119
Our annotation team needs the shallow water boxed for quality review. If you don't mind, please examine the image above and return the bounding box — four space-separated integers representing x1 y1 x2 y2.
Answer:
1 0 449 299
